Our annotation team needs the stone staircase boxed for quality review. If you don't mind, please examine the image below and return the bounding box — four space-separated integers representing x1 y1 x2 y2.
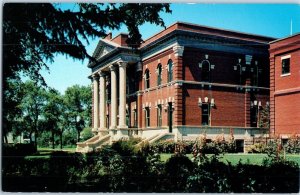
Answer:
135 132 175 147
76 134 110 153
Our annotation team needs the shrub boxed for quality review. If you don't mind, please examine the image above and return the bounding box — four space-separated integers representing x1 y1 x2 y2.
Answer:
163 155 194 192
284 135 300 154
3 143 37 157
186 156 231 193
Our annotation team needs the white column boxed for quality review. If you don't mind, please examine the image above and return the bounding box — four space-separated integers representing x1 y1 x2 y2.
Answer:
109 65 117 129
118 61 128 128
92 74 99 131
99 71 107 130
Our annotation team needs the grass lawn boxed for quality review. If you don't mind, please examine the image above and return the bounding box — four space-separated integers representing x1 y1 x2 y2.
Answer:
23 147 77 159
38 147 76 152
160 153 300 166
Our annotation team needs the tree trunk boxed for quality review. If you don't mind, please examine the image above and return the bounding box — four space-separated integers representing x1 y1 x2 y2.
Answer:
77 129 80 143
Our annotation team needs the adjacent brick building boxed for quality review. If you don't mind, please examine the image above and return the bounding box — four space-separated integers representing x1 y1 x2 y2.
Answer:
269 33 300 138
77 22 275 152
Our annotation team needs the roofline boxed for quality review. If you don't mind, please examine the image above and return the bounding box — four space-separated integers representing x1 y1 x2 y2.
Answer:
269 32 300 44
141 21 276 46
176 21 276 40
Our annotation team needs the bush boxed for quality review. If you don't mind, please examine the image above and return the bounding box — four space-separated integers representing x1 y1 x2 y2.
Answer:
2 139 299 193
80 127 93 141
284 136 300 154
2 143 37 157
163 155 194 192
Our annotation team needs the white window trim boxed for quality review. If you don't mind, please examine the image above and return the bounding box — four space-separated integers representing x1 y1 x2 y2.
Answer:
281 73 291 77
281 55 291 60
281 55 291 76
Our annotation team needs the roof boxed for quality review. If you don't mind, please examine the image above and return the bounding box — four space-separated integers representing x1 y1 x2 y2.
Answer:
269 32 300 44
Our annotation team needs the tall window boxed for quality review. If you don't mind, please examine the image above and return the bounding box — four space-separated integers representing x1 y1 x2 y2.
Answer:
126 108 130 127
133 110 137 127
145 69 150 89
202 103 210 126
282 58 290 75
157 64 162 86
201 60 210 82
157 105 162 127
250 106 258 127
167 59 173 82
145 107 150 127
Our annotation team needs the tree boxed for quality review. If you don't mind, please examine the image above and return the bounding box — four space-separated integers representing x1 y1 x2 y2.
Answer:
2 3 171 142
19 81 47 147
2 79 25 143
43 88 64 149
64 85 92 143
3 3 171 83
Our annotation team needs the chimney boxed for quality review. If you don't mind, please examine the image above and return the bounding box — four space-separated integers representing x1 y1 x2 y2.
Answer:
105 32 112 40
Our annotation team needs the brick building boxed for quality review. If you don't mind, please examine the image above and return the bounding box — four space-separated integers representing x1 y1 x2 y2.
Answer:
77 22 275 152
269 33 300 139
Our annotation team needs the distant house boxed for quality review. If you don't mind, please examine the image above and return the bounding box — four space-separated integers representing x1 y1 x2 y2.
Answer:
269 33 300 138
77 22 275 153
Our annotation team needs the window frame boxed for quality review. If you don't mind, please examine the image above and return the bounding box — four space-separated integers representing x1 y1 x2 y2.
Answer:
157 64 162 86
145 107 150 127
144 69 150 89
201 60 211 82
281 55 291 76
157 104 162 127
201 103 210 126
167 59 173 83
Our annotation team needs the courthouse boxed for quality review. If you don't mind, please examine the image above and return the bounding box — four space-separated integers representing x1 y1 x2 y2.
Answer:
77 22 276 152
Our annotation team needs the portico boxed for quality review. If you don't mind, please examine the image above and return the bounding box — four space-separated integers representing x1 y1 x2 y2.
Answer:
91 60 136 140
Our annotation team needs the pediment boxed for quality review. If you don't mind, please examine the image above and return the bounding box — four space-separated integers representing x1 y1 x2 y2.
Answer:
92 40 116 60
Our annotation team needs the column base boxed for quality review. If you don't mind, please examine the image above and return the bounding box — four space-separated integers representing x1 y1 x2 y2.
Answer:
92 128 99 133
117 125 128 129
98 128 109 136
109 126 117 130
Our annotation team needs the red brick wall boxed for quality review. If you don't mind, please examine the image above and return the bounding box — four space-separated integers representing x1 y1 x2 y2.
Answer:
140 48 176 128
269 34 300 135
274 50 300 91
275 93 300 134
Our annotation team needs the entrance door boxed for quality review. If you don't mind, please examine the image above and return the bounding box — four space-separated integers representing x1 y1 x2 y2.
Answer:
168 102 173 133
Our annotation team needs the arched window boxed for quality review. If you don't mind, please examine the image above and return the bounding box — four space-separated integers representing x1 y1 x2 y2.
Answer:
167 60 173 82
157 64 162 86
144 69 150 89
201 60 210 82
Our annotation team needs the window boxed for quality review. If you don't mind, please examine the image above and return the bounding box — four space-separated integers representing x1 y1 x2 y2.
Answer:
201 60 210 82
201 103 210 126
145 107 150 127
167 60 173 82
157 105 162 127
282 58 290 75
126 108 130 127
144 69 150 89
133 110 137 128
250 106 258 127
157 64 162 86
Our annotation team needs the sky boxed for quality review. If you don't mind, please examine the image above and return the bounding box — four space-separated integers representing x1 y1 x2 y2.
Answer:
40 3 300 94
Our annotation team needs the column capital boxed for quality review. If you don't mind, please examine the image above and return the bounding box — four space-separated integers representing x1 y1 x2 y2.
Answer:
118 61 128 68
98 70 106 77
109 64 116 71
92 73 99 79
173 45 184 57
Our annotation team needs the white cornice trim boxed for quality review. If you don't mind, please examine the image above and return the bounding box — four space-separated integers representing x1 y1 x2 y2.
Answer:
141 42 177 61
